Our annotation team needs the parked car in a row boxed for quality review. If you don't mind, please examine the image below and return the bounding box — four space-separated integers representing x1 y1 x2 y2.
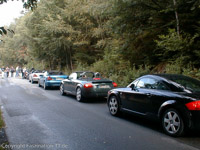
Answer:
29 70 44 83
38 71 68 90
107 74 200 137
27 70 200 137
60 71 117 102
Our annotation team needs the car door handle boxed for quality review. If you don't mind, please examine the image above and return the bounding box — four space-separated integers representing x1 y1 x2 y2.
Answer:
146 93 152 97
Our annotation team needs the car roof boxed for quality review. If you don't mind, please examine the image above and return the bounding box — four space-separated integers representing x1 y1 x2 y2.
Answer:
141 74 199 82
153 74 195 80
75 71 94 73
139 74 183 80
48 70 60 72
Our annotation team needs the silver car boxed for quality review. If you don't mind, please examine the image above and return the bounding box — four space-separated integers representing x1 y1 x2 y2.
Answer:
29 70 44 83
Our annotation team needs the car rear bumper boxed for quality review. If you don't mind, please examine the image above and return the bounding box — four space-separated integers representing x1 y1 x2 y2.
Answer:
82 89 109 98
190 111 200 130
32 77 39 82
45 81 62 87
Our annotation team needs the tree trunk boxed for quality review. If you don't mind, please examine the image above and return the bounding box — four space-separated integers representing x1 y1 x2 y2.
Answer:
173 0 180 36
69 47 73 72
49 57 52 70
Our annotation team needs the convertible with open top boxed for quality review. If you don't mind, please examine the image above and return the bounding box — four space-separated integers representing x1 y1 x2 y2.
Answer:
60 71 117 102
38 71 68 90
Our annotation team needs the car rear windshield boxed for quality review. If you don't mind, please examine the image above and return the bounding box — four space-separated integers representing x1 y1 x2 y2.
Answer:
164 75 200 92
34 70 42 73
78 72 95 78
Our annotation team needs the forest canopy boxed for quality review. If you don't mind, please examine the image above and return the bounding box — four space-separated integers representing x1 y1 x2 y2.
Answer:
0 0 200 86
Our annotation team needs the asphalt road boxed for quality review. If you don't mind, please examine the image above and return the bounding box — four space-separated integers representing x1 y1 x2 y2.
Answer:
0 77 200 150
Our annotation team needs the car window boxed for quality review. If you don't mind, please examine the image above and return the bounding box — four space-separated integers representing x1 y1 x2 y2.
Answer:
172 79 200 92
79 72 94 78
136 78 169 90
160 74 200 92
127 79 139 88
34 70 42 73
44 72 48 76
84 72 94 78
69 73 77 80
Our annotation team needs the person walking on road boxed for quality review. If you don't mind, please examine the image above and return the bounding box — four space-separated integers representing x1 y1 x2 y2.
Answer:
15 66 19 77
22 67 26 79
1 66 5 79
10 66 15 77
6 67 10 78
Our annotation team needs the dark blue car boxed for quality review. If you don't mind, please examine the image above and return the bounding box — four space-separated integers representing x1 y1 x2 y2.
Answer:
38 71 68 90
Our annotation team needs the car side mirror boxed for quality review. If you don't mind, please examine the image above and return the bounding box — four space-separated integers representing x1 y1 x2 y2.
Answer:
130 84 135 90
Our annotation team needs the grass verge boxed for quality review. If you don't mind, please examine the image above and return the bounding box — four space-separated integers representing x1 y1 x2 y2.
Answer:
0 109 9 150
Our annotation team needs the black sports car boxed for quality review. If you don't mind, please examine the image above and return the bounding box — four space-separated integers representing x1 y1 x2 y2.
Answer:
107 74 200 136
60 71 117 102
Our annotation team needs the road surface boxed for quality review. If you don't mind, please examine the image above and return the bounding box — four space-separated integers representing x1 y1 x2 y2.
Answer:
0 77 200 150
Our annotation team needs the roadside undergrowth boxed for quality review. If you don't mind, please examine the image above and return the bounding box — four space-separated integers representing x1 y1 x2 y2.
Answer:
0 109 9 150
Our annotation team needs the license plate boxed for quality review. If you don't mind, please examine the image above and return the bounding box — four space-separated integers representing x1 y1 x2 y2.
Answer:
56 78 63 80
99 85 110 88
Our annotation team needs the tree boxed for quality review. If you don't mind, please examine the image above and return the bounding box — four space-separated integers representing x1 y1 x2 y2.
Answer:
0 0 37 9
0 0 38 35
23 0 109 70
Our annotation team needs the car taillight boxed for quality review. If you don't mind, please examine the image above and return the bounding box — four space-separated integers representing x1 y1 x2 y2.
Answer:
33 74 37 77
47 76 52 80
84 83 93 88
93 78 101 80
185 100 200 110
112 82 118 87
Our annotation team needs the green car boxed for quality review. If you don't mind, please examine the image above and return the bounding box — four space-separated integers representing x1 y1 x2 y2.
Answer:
60 71 117 102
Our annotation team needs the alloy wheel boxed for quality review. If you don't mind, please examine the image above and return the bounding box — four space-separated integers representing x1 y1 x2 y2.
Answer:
109 96 119 116
60 84 65 95
76 88 84 102
38 81 41 87
44 82 47 90
162 109 184 136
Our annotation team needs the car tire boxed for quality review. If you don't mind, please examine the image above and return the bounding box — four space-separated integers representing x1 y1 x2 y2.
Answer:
162 108 184 137
108 96 120 116
76 87 84 102
43 82 48 90
38 81 41 87
60 84 65 95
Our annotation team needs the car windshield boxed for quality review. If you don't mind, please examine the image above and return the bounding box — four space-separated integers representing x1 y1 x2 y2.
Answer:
34 70 42 73
163 75 200 92
49 71 63 75
77 72 95 79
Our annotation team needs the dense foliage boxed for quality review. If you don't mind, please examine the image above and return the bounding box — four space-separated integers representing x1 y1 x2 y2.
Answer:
1 0 200 86
0 0 37 9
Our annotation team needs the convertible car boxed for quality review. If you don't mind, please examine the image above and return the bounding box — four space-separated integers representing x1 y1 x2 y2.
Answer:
38 71 68 90
107 74 200 136
60 71 117 102
29 70 44 83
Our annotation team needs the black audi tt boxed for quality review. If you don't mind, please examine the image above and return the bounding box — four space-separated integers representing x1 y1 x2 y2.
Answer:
107 74 200 136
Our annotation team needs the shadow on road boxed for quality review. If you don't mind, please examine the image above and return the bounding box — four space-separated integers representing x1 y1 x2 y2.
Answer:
118 112 200 137
61 94 107 104
114 112 200 149
118 112 163 133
